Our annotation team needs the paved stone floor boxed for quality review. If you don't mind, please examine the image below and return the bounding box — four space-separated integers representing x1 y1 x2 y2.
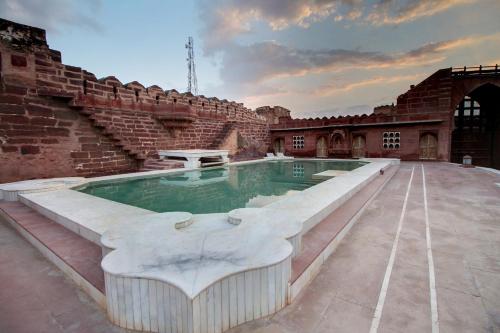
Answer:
1 162 499 333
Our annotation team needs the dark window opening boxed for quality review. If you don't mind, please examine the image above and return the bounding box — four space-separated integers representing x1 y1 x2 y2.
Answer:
156 95 160 104
135 90 140 102
83 80 87 95
113 86 118 99
454 96 483 133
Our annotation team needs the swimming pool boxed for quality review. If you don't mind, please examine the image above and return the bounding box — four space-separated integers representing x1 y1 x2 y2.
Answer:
78 159 368 214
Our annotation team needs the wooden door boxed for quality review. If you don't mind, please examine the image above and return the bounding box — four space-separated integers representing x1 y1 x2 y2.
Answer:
316 136 328 157
420 133 437 159
352 135 366 158
274 138 284 154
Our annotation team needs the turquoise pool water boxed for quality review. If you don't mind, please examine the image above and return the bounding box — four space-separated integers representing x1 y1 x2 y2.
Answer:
78 160 367 214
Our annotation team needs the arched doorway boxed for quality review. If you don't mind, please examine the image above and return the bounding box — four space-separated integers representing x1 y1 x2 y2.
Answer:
352 135 366 158
273 138 284 154
420 133 438 160
451 84 500 168
316 136 328 157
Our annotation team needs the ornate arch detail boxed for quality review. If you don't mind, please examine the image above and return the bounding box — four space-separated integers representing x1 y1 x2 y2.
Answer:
330 129 346 146
331 129 346 140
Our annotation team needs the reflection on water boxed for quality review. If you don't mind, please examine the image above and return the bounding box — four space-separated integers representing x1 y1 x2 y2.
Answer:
79 160 367 214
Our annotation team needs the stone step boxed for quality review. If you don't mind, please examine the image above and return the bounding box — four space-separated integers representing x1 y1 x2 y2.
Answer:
0 200 105 307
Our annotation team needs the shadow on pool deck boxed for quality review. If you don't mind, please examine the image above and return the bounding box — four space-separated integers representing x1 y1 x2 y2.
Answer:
1 162 499 333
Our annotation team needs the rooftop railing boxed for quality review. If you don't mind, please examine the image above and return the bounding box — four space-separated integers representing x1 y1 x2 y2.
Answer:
451 65 500 77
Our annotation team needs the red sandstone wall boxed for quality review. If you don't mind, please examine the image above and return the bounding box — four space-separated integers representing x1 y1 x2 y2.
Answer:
0 84 137 182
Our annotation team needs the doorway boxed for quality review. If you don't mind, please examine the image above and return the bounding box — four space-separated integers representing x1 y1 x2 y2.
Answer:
352 135 366 158
451 84 500 168
316 136 328 157
273 138 285 154
420 133 438 160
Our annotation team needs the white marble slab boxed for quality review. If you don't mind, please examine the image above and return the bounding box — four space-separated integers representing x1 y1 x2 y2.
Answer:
158 149 230 168
19 189 152 244
101 212 293 299
0 177 87 201
311 169 349 180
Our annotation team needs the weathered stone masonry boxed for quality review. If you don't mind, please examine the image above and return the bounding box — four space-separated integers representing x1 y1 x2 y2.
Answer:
0 18 270 183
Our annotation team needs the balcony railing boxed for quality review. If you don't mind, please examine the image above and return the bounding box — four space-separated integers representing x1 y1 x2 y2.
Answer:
451 65 500 77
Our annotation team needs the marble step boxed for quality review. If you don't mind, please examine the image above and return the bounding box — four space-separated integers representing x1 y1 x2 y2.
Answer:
0 200 106 308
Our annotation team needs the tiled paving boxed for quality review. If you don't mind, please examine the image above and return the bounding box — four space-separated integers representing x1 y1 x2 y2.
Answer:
0 215 127 333
291 165 398 283
0 162 499 333
227 162 500 333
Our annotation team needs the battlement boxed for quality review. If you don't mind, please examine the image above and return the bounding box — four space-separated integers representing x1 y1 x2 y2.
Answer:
0 18 47 50
270 112 382 129
255 106 292 124
0 18 266 124
373 104 395 115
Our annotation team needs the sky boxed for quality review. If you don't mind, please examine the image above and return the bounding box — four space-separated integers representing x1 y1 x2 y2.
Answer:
1 0 500 118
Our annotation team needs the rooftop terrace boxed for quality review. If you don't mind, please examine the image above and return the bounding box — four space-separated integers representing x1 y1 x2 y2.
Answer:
1 162 499 332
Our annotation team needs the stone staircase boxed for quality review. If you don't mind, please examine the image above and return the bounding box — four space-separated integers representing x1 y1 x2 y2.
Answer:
208 122 236 150
76 108 174 167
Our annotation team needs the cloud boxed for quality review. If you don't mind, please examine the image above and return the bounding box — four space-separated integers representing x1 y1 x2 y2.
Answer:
366 0 475 25
218 36 483 86
198 0 362 53
0 0 103 33
312 73 425 96
294 104 373 118
198 0 477 53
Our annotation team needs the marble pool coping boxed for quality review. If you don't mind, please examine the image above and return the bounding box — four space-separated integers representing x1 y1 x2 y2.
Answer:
2 158 398 249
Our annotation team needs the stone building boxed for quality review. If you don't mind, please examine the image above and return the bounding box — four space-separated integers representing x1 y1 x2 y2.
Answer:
269 67 500 169
1 18 499 183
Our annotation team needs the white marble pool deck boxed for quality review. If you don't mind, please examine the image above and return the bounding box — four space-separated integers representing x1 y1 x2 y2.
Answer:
0 177 86 201
2 157 398 333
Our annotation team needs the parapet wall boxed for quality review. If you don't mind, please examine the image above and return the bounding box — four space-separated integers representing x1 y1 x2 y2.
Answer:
0 18 265 123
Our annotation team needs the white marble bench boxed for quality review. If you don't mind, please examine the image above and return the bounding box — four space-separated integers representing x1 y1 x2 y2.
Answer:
158 150 230 169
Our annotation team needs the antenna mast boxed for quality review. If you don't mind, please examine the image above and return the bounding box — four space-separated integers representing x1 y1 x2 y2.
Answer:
186 36 198 95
